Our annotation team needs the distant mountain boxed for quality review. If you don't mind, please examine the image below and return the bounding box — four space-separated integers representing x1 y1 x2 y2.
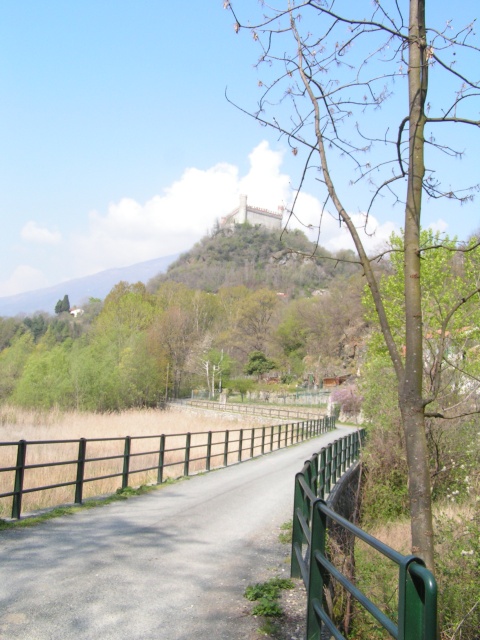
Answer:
0 255 179 317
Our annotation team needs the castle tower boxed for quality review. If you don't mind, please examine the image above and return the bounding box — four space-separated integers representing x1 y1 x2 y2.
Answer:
239 194 248 223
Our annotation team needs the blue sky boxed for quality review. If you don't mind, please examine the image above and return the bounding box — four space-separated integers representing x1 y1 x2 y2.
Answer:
0 1 478 298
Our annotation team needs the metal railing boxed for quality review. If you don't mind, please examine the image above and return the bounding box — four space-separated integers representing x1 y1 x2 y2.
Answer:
291 431 438 640
172 398 326 420
0 416 335 520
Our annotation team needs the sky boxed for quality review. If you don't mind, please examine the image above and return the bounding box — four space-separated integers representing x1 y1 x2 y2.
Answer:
0 1 478 298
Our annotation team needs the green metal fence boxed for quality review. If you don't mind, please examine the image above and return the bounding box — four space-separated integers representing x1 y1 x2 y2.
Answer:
291 431 438 640
0 416 335 520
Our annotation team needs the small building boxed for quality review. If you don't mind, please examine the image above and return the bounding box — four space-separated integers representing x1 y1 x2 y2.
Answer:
220 194 284 231
322 375 350 388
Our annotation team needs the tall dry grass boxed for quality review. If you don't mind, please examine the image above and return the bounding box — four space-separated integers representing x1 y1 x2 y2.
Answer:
0 405 282 518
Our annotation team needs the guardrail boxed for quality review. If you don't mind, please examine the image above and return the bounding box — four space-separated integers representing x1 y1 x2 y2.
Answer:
291 431 438 640
0 416 335 520
171 399 326 421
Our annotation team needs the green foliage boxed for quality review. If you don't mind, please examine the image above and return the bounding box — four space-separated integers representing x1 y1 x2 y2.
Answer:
359 355 409 523
0 227 370 412
360 231 480 522
244 577 294 618
363 229 480 411
54 294 70 315
351 542 400 639
149 224 360 297
0 317 22 351
428 419 480 503
23 314 49 342
278 520 292 545
435 512 480 639
251 599 283 618
12 339 76 409
244 351 276 380
223 377 255 401
0 332 35 400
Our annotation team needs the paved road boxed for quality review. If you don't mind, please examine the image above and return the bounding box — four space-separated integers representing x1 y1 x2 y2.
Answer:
0 426 355 640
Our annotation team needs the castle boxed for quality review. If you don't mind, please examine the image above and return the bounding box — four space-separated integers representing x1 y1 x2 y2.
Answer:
220 195 284 231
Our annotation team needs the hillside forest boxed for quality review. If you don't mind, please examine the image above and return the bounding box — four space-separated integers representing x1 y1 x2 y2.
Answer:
0 225 368 410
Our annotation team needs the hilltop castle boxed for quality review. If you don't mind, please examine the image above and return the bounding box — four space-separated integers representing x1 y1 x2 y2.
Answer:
220 195 284 231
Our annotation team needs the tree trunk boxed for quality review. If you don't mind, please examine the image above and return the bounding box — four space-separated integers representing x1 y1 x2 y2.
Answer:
402 0 435 571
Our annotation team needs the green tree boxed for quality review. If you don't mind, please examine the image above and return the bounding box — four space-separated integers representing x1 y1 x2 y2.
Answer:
233 289 279 356
0 317 23 351
364 230 480 415
0 332 35 400
12 339 75 409
225 377 255 402
244 351 276 381
54 294 70 315
228 0 480 570
23 314 48 342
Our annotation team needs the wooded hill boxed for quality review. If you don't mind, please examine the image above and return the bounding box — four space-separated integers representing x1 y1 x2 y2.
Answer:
148 223 361 297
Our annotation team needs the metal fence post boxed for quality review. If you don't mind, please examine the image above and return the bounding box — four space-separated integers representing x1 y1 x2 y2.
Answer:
318 449 326 500
306 499 329 640
307 453 319 496
206 431 212 471
122 436 131 489
250 428 255 459
238 429 243 462
75 438 87 504
331 441 338 486
12 440 27 519
223 430 230 467
291 471 308 579
157 434 165 484
341 438 346 473
325 445 332 495
261 427 266 454
184 432 191 476
398 560 438 640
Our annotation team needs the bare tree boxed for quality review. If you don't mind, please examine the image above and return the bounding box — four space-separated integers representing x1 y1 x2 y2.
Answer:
226 0 480 571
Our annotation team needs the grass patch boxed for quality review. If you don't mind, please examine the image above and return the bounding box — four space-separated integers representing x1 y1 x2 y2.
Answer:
278 519 292 545
0 478 180 530
244 576 294 618
257 619 278 636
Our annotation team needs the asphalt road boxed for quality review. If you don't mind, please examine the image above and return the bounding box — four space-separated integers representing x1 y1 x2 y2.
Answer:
0 426 354 640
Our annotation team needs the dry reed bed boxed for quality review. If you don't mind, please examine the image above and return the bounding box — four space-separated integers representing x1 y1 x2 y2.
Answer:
0 406 294 517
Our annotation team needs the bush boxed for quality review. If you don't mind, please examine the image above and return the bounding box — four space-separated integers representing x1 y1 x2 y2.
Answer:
244 577 294 618
435 511 480 639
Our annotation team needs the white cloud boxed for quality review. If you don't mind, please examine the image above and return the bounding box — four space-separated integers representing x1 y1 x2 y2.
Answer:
286 190 399 255
70 141 292 275
21 221 61 244
5 141 402 295
428 219 448 234
0 265 50 297
238 141 290 208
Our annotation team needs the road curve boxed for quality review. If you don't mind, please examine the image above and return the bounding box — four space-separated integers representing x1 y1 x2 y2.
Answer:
0 426 355 640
